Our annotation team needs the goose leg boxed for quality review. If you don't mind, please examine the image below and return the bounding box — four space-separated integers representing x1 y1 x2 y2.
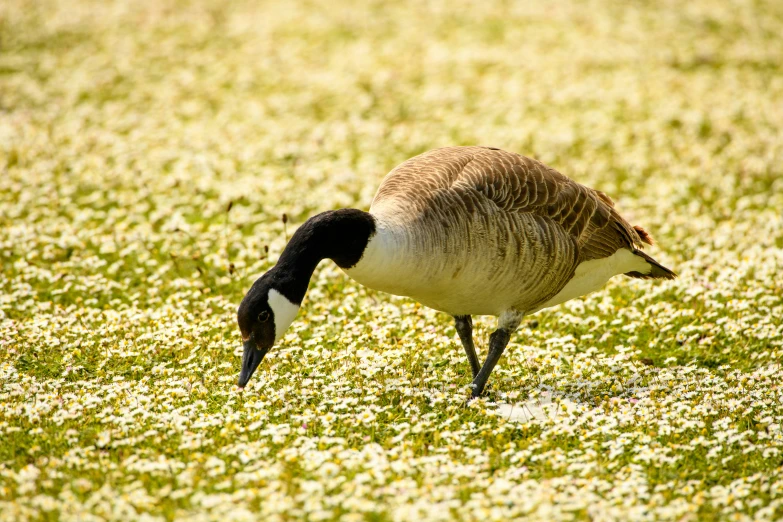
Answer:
454 315 480 379
470 310 523 399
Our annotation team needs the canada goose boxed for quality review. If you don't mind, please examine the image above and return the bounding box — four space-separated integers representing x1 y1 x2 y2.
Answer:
236 146 676 398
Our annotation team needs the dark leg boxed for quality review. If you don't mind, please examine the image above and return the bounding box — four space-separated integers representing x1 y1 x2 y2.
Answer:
469 310 523 399
454 315 480 379
470 329 511 398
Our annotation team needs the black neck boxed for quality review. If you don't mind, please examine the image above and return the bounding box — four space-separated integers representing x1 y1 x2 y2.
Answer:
271 209 376 304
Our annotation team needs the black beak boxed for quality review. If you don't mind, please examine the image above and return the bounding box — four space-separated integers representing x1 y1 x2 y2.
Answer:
238 339 269 388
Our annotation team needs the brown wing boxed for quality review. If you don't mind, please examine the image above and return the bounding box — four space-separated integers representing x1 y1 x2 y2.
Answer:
372 146 647 264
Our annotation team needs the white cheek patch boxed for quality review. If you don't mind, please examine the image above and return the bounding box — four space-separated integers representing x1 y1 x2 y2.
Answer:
268 289 300 342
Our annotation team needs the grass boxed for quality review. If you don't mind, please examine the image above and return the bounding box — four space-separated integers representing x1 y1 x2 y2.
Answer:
1 0 782 520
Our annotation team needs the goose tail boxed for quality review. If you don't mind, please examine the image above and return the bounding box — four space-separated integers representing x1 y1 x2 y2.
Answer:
625 250 677 280
633 225 654 246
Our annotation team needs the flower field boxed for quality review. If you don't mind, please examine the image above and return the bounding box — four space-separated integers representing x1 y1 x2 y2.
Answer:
1 0 783 520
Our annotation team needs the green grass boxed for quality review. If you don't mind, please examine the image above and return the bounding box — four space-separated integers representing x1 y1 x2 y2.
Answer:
1 0 783 520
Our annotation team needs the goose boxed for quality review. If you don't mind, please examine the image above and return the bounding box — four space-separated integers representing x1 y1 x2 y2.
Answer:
236 146 676 398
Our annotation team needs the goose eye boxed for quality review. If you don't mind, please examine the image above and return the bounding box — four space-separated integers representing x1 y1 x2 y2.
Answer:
257 310 270 323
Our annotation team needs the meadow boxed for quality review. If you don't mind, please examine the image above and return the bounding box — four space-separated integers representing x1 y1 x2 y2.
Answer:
1 0 782 520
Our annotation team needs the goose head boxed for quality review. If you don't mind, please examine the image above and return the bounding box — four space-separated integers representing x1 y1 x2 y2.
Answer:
234 209 376 388
236 271 300 388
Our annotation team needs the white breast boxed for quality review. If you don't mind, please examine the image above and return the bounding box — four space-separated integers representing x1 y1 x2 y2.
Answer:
342 217 419 299
341 214 533 316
